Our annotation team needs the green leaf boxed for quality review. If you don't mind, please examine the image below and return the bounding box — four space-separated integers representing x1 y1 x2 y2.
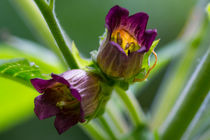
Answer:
0 58 46 87
160 48 210 140
0 38 64 132
151 17 210 130
182 92 210 140
71 42 92 68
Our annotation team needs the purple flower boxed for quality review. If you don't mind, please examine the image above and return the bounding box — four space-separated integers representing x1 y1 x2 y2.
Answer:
31 69 100 134
97 5 157 79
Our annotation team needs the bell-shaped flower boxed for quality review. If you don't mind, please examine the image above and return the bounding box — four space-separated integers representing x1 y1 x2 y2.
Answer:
31 69 100 134
97 5 157 79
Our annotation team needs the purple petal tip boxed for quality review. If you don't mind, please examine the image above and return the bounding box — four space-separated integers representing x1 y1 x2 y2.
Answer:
31 78 53 93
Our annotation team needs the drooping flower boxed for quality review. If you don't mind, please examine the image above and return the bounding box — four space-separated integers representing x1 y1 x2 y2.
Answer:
31 69 100 134
97 5 157 79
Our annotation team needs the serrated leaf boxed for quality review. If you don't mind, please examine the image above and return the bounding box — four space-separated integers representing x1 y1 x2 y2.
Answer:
71 42 92 68
142 39 160 72
0 58 46 86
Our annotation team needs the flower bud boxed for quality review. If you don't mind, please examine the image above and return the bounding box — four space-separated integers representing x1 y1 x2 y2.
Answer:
97 5 157 79
31 69 101 134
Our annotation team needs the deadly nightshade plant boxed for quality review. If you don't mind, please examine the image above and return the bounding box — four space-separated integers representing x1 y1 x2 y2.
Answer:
1 0 209 140
31 70 103 134
29 4 159 136
97 5 157 80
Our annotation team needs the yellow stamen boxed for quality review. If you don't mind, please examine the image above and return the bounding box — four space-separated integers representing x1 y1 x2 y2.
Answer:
111 29 139 55
133 50 157 82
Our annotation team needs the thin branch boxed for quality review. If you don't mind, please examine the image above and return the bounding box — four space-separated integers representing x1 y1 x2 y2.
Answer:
33 0 79 69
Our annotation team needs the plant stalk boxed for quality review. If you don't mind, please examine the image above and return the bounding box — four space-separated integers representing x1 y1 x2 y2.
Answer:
160 49 210 140
33 0 79 69
115 86 145 127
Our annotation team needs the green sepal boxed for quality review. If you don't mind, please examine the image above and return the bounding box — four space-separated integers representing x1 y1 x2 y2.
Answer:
126 39 159 83
99 29 108 46
115 81 129 91
90 50 98 64
141 39 160 72
132 68 147 81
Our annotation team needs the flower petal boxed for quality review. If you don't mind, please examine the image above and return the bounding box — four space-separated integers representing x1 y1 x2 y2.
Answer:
54 113 81 134
31 78 54 93
70 88 81 102
51 73 70 87
34 95 59 120
139 29 157 52
51 73 82 101
126 12 149 44
97 41 144 78
105 5 129 32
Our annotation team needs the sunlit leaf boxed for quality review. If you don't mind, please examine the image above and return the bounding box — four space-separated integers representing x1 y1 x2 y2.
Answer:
0 58 46 87
0 77 37 132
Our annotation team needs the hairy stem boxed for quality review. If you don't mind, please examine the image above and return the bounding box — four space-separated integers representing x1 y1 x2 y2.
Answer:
33 0 79 69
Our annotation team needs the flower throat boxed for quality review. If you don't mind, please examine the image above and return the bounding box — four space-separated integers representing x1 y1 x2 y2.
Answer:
111 29 140 55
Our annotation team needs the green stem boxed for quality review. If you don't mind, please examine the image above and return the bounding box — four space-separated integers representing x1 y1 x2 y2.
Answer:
33 0 79 69
106 101 128 134
82 121 108 140
160 49 210 140
98 116 117 140
151 14 209 130
115 86 145 127
11 0 67 68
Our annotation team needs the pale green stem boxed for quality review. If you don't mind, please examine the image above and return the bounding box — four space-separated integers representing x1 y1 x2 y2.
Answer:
98 116 117 140
106 101 128 134
81 121 108 140
33 0 79 69
151 8 208 130
10 0 67 68
181 91 210 140
115 86 145 127
160 49 210 140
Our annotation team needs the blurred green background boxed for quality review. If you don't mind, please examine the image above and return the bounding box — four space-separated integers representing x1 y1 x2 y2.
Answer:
0 0 197 139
